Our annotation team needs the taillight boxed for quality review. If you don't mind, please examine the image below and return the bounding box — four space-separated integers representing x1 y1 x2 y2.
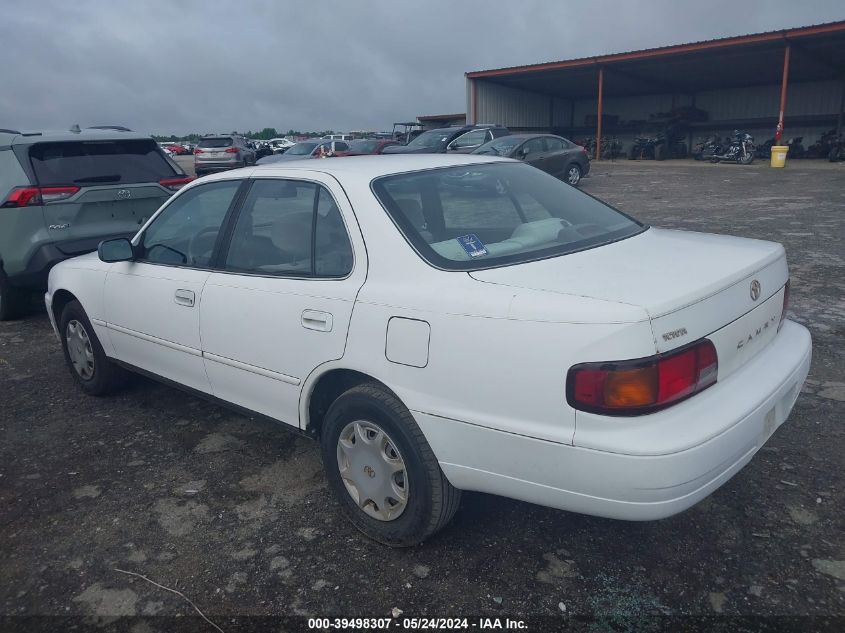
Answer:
224 147 239 154
1 185 80 208
193 148 204 154
779 279 790 331
159 176 194 191
567 339 718 416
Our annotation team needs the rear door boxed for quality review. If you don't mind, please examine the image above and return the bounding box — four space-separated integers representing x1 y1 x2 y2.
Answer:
199 174 365 427
28 139 181 256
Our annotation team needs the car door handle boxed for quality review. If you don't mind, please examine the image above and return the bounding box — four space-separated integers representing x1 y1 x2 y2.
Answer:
174 289 195 307
301 310 333 332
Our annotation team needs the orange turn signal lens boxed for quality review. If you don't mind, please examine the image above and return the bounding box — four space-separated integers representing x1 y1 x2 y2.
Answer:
603 367 658 407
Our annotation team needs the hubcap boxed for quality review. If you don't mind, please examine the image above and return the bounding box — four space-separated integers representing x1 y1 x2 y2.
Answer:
568 167 580 184
66 320 95 381
336 421 408 521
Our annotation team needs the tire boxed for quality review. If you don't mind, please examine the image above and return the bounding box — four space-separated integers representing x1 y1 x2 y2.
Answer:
830 148 842 163
320 382 461 546
0 270 23 321
740 150 755 165
59 300 127 396
565 163 582 186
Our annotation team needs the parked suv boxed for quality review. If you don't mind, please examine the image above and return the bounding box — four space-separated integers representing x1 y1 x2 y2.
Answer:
382 124 510 154
0 126 192 319
193 135 257 177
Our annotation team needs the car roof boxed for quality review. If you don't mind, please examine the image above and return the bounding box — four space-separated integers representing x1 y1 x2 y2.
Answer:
216 153 513 182
1 128 155 146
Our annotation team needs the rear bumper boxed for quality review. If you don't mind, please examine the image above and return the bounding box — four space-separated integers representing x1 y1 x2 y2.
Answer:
414 320 811 520
6 233 133 290
195 161 242 173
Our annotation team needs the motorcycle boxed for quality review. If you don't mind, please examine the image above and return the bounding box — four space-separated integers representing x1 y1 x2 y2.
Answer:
784 136 806 159
692 135 723 161
629 135 666 160
710 130 755 164
806 129 837 159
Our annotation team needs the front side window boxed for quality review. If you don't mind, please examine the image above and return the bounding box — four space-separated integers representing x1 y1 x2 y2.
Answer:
224 180 353 278
138 180 240 266
372 162 645 271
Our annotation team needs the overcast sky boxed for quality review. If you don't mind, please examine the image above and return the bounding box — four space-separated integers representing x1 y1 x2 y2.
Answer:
2 1 842 136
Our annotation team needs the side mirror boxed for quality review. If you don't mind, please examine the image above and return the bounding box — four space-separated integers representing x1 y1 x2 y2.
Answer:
515 148 527 159
98 238 134 263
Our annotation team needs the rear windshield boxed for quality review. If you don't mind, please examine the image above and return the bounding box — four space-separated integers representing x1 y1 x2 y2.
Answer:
198 137 234 148
29 139 176 186
372 162 645 271
406 129 453 150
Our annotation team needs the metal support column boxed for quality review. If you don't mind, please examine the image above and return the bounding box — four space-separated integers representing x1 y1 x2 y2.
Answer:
776 44 791 143
837 77 845 136
596 67 604 160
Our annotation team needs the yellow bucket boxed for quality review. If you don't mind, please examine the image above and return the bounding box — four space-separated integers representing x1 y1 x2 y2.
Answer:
770 145 788 168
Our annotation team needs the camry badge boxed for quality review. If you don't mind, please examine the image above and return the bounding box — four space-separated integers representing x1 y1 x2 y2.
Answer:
750 279 761 301
116 189 131 200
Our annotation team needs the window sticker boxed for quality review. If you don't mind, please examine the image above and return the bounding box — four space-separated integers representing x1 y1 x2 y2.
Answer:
457 234 488 258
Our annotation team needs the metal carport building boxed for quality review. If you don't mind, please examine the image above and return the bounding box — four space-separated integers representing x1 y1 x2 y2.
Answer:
465 21 845 158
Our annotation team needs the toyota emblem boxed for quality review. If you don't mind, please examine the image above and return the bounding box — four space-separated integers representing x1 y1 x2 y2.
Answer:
116 189 131 200
750 279 761 301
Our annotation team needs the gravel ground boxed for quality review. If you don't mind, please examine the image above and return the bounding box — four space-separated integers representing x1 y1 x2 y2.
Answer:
1 159 843 627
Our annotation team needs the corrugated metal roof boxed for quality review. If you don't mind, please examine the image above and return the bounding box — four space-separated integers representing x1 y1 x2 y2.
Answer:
466 20 845 78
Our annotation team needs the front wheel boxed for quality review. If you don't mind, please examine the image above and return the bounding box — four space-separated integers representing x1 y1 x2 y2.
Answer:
60 300 127 395
320 382 460 546
740 150 755 165
565 163 582 186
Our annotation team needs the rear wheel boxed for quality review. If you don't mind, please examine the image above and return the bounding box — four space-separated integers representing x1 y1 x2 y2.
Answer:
60 300 127 395
320 382 460 546
565 163 582 186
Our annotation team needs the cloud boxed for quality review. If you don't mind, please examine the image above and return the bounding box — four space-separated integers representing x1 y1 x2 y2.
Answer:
1 0 842 135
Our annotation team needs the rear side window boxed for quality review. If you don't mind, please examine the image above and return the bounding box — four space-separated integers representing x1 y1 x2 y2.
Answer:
224 180 353 278
199 137 234 148
29 140 176 186
0 150 29 200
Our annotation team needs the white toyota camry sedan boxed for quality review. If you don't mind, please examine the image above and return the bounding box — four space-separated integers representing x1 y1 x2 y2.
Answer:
45 154 811 545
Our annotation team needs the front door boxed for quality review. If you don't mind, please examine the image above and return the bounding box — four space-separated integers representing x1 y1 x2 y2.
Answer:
199 175 366 427
103 179 242 393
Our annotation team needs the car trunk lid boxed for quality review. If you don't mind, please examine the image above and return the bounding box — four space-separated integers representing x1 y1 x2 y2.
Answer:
469 228 788 380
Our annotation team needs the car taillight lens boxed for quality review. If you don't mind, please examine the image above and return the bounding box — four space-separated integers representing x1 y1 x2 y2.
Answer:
224 147 239 154
567 339 718 416
193 148 204 154
159 176 194 191
779 279 790 331
1 186 80 208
